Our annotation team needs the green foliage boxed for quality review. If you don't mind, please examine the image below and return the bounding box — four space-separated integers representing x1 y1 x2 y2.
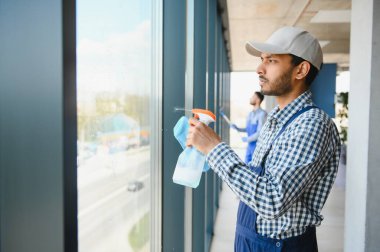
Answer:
128 212 149 252
337 92 349 108
77 93 150 142
336 92 349 143
94 93 150 126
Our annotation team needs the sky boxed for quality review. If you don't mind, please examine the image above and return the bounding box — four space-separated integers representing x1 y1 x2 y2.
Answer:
76 0 152 101
76 0 151 41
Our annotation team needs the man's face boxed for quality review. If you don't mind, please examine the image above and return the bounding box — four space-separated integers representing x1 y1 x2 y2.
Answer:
256 53 295 96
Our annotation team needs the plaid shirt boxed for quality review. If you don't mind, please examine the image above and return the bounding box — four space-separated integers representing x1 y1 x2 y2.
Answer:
207 91 341 239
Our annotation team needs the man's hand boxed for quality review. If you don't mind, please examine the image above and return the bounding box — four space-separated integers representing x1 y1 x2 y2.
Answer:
187 118 222 155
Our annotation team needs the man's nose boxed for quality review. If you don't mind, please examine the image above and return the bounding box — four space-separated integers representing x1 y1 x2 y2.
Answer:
256 62 265 75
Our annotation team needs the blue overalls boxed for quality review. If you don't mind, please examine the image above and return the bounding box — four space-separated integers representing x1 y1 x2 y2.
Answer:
245 116 258 163
245 112 259 164
235 106 318 252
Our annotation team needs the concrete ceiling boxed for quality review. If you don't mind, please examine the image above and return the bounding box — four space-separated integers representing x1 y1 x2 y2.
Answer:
222 0 351 72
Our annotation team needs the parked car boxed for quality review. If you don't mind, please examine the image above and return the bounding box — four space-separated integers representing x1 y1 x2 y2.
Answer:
127 181 144 192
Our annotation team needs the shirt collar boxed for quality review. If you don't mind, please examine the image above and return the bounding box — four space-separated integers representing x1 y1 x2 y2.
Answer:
267 90 314 127
252 107 262 113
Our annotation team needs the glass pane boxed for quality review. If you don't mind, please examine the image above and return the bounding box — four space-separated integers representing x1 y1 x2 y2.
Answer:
76 1 152 251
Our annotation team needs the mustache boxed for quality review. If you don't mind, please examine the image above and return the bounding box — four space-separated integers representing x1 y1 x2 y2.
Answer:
259 76 268 82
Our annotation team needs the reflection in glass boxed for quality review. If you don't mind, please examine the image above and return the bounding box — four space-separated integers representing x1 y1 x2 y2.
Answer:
76 1 152 251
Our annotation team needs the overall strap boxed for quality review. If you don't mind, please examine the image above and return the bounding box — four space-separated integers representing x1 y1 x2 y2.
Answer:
260 105 318 169
271 105 318 145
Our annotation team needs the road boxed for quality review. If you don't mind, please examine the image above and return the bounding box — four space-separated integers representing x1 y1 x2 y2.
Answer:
77 146 151 252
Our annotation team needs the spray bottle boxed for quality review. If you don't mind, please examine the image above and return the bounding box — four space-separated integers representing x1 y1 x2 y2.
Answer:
172 109 216 188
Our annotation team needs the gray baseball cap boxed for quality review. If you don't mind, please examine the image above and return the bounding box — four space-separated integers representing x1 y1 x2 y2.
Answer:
246 26 323 70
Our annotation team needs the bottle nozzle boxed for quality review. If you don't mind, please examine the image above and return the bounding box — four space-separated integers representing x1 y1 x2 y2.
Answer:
192 109 216 125
174 107 216 125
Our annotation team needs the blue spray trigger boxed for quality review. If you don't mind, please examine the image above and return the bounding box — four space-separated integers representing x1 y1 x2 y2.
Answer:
173 116 210 172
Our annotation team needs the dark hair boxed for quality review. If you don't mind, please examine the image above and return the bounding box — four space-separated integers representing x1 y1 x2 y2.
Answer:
254 91 264 102
290 54 321 86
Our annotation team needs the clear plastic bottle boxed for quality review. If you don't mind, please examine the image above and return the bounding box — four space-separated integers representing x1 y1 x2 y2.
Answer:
172 109 216 188
172 147 206 188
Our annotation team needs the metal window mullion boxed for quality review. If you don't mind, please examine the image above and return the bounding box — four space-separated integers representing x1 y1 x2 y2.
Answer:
204 0 210 251
150 0 163 251
184 0 195 251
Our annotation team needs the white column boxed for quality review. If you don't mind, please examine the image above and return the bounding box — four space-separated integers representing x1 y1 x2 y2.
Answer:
345 0 380 251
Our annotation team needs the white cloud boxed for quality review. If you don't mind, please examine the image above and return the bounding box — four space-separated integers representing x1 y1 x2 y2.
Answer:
77 20 152 99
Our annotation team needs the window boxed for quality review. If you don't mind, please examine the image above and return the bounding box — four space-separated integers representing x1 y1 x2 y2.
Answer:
76 0 161 251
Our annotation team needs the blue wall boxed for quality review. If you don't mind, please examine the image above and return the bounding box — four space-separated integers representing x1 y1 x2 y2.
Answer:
310 63 337 118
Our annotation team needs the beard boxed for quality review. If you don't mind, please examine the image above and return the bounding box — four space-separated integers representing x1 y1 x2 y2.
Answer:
260 69 293 96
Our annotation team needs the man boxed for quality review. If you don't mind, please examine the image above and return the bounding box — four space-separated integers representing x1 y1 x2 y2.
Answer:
231 91 267 163
187 26 341 251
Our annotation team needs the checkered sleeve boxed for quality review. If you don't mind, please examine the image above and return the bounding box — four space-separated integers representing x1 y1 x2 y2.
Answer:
206 117 332 220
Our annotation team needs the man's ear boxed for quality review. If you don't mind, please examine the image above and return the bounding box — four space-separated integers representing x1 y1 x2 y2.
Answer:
295 61 311 80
